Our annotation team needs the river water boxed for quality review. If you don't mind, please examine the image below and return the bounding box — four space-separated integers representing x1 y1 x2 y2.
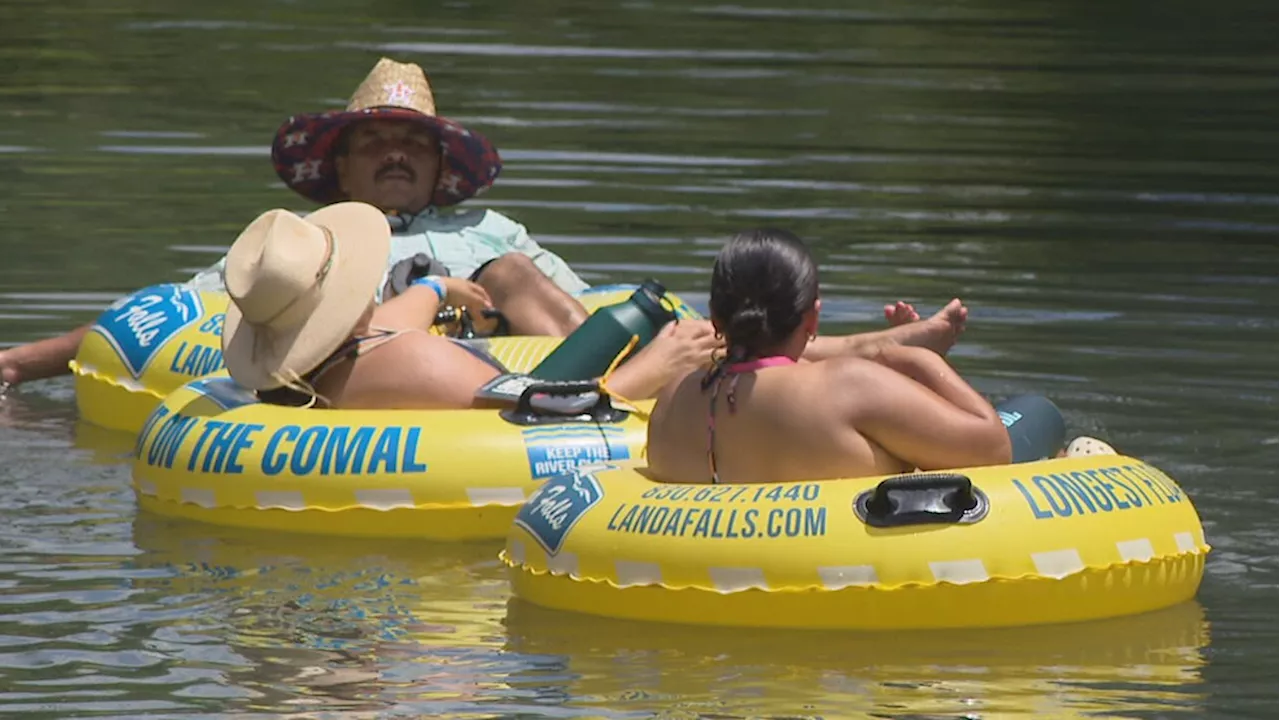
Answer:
0 0 1275 717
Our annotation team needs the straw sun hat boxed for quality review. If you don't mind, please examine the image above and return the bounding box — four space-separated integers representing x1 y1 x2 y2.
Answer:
271 57 502 209
221 202 391 391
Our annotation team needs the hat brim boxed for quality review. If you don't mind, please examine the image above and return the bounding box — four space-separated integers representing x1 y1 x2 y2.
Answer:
272 108 502 208
221 202 392 391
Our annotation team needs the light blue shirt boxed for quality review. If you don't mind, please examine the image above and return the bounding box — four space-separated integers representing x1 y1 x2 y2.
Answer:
184 207 590 300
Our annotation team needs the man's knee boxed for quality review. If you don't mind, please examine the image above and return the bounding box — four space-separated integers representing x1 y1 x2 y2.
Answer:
474 254 546 296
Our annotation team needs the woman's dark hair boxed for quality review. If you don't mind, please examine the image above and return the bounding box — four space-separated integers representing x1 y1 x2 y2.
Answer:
708 227 819 360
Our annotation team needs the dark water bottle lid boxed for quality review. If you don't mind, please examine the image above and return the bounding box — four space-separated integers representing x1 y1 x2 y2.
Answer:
635 278 676 326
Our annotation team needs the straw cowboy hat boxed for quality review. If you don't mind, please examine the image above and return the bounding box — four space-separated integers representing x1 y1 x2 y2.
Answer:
271 57 502 208
221 202 391 391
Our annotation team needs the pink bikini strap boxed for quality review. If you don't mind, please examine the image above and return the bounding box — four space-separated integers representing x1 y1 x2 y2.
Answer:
724 355 795 373
705 355 796 485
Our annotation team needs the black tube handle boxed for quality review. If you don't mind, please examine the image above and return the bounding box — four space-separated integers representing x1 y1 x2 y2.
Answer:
515 379 602 406
501 379 628 426
854 473 989 528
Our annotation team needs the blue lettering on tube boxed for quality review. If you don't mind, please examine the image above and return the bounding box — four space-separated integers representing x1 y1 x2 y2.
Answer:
185 420 221 473
600 504 823 538
1050 473 1099 514
1089 469 1129 510
225 423 264 474
168 342 189 373
147 413 187 468
402 427 427 473
321 426 374 474
807 507 827 536
605 504 625 530
1131 465 1181 503
1032 476 1072 517
1012 478 1054 519
647 506 670 534
162 416 197 470
1128 465 1168 504
656 508 676 535
368 428 401 474
290 426 329 476
1108 466 1152 505
767 509 783 537
262 425 299 476
681 508 698 535
1096 468 1141 508
692 510 712 537
1072 471 1113 511
636 505 656 532
201 421 239 473
136 405 170 460
616 505 638 532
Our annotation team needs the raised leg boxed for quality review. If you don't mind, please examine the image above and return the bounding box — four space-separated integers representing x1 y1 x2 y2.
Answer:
474 254 588 336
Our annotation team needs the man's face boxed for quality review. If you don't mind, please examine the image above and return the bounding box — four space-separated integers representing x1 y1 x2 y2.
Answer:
334 119 441 214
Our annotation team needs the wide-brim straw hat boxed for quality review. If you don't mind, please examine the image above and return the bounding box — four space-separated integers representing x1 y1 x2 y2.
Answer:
221 202 391 391
271 57 502 208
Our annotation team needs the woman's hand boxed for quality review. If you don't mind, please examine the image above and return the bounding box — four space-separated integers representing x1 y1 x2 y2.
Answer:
441 278 499 333
442 278 494 314
604 320 723 400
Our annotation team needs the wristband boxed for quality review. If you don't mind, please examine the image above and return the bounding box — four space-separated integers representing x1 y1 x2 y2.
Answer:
411 275 447 302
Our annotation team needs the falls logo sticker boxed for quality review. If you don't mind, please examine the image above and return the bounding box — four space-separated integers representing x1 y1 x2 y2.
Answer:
514 471 604 555
94 284 204 379
521 425 630 480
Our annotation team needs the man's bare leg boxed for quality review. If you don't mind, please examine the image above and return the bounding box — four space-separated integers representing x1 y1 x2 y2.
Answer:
473 254 588 336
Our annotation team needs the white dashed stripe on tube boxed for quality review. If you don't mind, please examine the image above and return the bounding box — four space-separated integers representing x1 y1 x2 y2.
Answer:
614 560 663 587
255 491 306 510
1174 532 1197 553
466 487 526 506
1117 538 1155 562
180 488 216 508
137 480 158 497
818 565 878 589
547 552 579 577
1031 549 1085 579
354 489 415 510
709 567 768 592
928 559 989 584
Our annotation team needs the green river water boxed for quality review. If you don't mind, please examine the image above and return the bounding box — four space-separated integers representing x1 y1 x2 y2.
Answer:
0 0 1274 717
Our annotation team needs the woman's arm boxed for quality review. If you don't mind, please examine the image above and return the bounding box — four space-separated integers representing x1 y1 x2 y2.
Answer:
370 276 493 331
842 347 1011 470
804 298 968 361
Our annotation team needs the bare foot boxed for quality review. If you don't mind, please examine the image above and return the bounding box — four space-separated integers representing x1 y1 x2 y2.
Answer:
885 298 968 355
883 301 920 326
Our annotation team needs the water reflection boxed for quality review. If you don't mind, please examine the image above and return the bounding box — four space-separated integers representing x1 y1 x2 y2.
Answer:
124 519 516 716
0 0 1273 715
505 600 1210 718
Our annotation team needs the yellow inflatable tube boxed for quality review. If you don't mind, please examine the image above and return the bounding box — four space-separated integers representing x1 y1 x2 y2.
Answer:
502 458 1208 630
131 376 653 540
73 282 700 434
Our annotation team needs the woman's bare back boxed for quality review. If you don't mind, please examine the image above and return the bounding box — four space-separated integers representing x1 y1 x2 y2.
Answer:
646 361 911 484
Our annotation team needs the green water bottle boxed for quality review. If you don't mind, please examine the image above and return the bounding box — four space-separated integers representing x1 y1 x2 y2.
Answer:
529 279 677 381
996 394 1067 463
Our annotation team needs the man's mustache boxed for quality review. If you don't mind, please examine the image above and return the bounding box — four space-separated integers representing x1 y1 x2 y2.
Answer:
375 162 417 182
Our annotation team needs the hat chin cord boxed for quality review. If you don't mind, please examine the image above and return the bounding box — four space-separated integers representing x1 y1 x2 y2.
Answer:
268 369 330 410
